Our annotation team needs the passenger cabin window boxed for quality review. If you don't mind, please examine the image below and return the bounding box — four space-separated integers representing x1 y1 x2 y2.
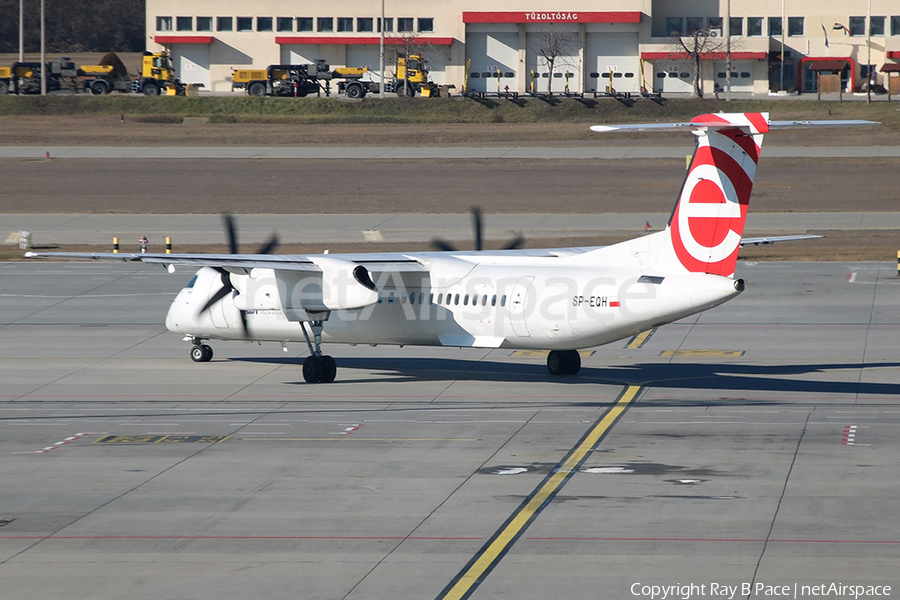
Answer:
500 295 507 307
409 292 416 304
388 292 395 303
482 294 488 306
463 294 469 305
436 293 442 304
491 295 497 306
454 294 459 305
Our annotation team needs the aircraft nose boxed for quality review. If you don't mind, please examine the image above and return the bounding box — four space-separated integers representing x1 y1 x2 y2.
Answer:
165 291 194 334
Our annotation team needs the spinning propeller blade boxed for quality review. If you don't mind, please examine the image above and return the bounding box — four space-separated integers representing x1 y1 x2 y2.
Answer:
197 216 279 337
430 207 525 252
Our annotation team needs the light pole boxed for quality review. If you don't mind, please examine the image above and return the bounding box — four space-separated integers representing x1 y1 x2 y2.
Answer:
40 0 46 96
18 0 24 62
379 0 385 98
725 0 732 101
866 0 872 103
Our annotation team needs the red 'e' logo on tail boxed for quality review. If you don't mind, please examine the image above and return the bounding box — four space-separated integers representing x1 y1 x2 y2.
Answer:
670 131 757 276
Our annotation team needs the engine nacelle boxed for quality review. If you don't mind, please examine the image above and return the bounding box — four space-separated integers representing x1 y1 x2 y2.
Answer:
272 257 379 314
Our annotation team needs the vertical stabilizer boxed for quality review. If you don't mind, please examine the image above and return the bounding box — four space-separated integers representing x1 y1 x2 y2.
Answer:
665 112 768 277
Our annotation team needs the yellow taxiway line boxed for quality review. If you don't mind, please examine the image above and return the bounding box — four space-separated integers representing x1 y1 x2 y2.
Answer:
436 384 642 600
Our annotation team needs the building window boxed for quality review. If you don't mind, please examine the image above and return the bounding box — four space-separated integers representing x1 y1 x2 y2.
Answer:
788 16 804 37
729 16 743 36
197 16 213 31
768 17 782 36
276 17 293 32
418 17 434 32
176 16 192 31
398 17 414 32
237 17 253 31
337 17 354 32
318 17 333 32
297 17 313 32
156 16 172 31
747 17 762 36
849 16 866 36
685 17 704 34
666 17 683 35
257 17 273 32
708 17 722 30
892 16 900 36
870 16 885 36
357 17 374 32
378 17 393 32
217 17 233 31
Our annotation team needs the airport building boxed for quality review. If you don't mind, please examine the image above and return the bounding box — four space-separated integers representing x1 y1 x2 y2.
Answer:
145 0 900 95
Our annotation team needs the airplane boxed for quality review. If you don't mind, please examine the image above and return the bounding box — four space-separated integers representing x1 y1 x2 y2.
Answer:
26 112 875 383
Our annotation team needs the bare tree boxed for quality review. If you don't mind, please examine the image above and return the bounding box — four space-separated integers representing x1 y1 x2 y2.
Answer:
532 30 577 95
670 27 728 98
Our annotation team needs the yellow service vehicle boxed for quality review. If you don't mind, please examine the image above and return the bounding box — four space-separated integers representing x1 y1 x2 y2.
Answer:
0 58 77 94
233 60 380 98
392 54 440 97
78 51 197 96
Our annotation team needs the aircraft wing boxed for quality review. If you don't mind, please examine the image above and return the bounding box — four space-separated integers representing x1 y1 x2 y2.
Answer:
23 251 429 273
740 234 823 246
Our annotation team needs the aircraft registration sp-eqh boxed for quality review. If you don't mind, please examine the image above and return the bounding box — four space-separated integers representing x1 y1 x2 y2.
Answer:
27 113 875 383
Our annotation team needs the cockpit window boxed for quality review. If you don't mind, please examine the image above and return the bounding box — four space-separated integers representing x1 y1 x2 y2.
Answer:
185 274 198 289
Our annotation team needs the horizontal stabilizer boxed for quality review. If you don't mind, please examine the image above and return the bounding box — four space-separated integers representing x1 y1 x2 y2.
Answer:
740 234 823 246
591 118 878 133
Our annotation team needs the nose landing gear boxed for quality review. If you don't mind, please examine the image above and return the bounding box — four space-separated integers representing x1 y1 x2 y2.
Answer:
190 340 214 362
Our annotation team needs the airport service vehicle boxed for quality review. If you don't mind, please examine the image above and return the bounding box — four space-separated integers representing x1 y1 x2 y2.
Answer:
232 60 380 98
0 58 76 94
391 53 441 97
79 51 196 96
26 113 874 383
0 52 197 96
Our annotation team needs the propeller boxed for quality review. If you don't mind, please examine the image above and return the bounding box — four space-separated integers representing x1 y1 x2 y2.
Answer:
197 214 279 336
430 207 525 252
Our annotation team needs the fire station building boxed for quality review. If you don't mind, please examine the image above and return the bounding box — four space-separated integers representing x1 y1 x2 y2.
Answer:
145 0 900 96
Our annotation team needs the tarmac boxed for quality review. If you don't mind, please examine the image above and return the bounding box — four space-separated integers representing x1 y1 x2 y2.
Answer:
1 260 898 599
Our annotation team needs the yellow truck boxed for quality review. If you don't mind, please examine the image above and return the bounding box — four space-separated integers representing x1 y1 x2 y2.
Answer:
392 54 441 97
232 60 380 98
77 51 198 96
0 58 77 94
0 52 199 96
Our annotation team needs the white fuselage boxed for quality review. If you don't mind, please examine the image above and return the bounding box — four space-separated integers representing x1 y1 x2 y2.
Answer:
165 249 742 351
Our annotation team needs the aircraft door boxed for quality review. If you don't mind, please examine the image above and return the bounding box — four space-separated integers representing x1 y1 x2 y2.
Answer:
508 276 534 337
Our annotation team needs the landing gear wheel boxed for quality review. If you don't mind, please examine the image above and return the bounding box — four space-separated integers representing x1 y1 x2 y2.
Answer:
547 350 580 376
320 355 337 383
547 350 565 375
303 355 324 383
191 344 213 362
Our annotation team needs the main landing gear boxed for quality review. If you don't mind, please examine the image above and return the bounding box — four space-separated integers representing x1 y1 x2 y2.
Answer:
190 339 213 362
300 318 337 384
547 350 581 376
